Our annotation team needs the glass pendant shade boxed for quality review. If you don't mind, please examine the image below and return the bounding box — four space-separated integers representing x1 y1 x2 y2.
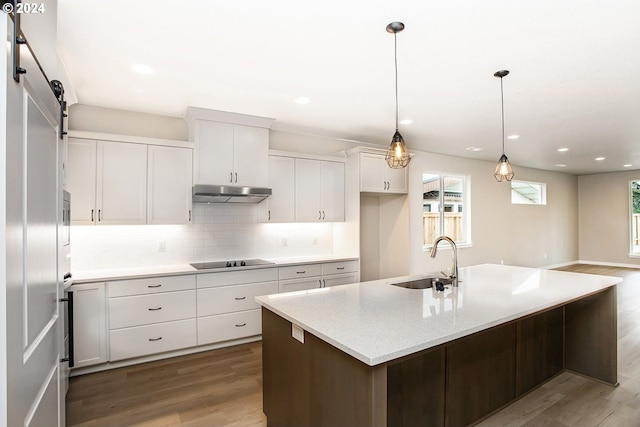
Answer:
386 130 411 168
494 153 514 182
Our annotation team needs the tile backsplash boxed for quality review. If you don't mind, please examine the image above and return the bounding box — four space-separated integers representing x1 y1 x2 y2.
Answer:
72 204 334 271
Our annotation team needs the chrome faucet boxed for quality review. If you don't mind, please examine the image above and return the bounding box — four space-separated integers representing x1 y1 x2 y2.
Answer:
430 236 459 287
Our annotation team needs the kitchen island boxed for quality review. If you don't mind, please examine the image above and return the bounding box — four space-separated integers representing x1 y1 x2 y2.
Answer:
255 264 621 427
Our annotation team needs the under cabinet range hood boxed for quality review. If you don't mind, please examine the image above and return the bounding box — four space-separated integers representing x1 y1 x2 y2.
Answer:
192 184 272 203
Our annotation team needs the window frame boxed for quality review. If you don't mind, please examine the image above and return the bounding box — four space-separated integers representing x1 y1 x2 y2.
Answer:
511 180 547 205
422 172 472 250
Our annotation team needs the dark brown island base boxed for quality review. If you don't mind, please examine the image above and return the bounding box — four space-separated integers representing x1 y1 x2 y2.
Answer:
257 264 619 427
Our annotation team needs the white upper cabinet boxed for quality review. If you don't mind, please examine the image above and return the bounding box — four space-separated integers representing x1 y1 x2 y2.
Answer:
295 158 345 222
68 138 97 224
262 155 295 222
97 141 148 225
68 133 194 225
147 145 193 224
185 107 274 188
360 152 407 194
68 138 146 224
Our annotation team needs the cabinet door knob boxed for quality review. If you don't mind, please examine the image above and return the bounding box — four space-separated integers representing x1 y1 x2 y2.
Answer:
235 323 247 327
318 211 322 220
337 267 345 270
235 172 238 183
296 271 306 274
147 284 162 288
268 210 271 221
234 296 246 300
188 210 192 221
230 172 233 182
91 209 94 222
148 307 162 311
148 337 163 342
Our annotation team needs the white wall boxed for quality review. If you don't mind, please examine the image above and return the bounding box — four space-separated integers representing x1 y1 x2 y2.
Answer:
407 150 579 275
69 104 187 141
578 170 640 266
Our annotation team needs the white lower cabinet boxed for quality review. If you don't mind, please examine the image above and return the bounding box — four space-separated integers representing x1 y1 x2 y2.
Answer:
107 275 197 361
278 260 359 293
196 270 278 345
75 260 358 371
198 310 262 346
110 319 197 361
72 282 108 368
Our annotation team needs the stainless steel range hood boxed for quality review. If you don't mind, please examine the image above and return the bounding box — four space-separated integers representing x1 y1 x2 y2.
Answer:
192 184 272 203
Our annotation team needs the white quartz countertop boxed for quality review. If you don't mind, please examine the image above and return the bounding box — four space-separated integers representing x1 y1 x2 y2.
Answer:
255 264 622 366
72 255 358 283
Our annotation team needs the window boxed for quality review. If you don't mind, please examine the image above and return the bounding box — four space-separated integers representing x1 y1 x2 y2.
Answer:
511 180 546 205
423 173 470 247
630 180 640 256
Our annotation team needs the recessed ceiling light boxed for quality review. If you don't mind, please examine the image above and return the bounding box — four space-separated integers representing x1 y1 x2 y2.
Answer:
399 119 413 125
465 146 483 152
507 134 520 140
555 164 567 168
595 157 606 161
624 164 633 168
557 147 569 152
294 96 311 105
132 64 154 75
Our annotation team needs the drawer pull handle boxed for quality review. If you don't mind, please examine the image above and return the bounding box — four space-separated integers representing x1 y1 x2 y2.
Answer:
234 297 246 300
296 271 306 274
337 267 345 270
148 337 163 342
147 284 162 288
235 323 247 327
148 307 162 311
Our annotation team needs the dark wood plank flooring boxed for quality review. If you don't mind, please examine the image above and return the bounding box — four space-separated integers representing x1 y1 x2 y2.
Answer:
67 264 640 427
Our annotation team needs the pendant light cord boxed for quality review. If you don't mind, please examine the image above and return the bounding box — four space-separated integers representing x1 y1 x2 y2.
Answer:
394 31 399 131
500 76 505 155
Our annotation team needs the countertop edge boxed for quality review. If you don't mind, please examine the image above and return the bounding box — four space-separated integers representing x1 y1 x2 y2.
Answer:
72 256 360 283
256 265 621 366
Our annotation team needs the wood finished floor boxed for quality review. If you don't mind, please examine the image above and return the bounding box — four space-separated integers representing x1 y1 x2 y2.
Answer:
67 264 640 427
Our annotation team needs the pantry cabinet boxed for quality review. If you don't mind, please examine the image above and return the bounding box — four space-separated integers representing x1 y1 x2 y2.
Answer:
295 158 345 222
360 152 407 194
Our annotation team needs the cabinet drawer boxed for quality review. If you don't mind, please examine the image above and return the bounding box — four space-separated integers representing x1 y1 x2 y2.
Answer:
109 318 197 361
323 272 359 288
109 275 195 297
197 268 278 289
198 281 278 317
279 264 322 280
109 290 196 329
279 277 321 293
198 309 262 345
322 260 359 275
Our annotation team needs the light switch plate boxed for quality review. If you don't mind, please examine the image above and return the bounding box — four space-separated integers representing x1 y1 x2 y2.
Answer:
292 323 304 343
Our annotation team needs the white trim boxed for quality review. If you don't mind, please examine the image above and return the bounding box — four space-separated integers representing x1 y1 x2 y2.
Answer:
70 335 262 377
67 130 194 149
268 149 347 163
577 259 640 269
540 261 580 269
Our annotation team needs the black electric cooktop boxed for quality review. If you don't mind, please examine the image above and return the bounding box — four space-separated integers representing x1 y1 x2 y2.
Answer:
190 259 274 270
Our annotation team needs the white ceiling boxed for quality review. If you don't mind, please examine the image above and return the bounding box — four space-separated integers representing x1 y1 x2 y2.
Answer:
57 0 640 175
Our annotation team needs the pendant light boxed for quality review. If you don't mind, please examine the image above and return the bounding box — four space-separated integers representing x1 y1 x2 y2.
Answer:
493 70 514 182
385 21 411 169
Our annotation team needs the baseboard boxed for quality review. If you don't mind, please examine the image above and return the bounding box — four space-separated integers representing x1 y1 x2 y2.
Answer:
577 259 640 269
540 260 580 270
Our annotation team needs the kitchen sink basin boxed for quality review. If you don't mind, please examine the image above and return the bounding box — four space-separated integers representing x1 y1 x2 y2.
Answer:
390 277 453 289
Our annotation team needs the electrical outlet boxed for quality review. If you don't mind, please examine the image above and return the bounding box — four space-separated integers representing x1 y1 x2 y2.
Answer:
157 240 166 252
292 323 304 343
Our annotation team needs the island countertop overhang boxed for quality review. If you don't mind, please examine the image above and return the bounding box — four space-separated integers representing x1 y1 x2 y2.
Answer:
255 263 621 366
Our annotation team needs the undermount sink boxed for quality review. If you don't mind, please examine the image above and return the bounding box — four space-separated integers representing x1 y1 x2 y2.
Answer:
391 277 453 289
